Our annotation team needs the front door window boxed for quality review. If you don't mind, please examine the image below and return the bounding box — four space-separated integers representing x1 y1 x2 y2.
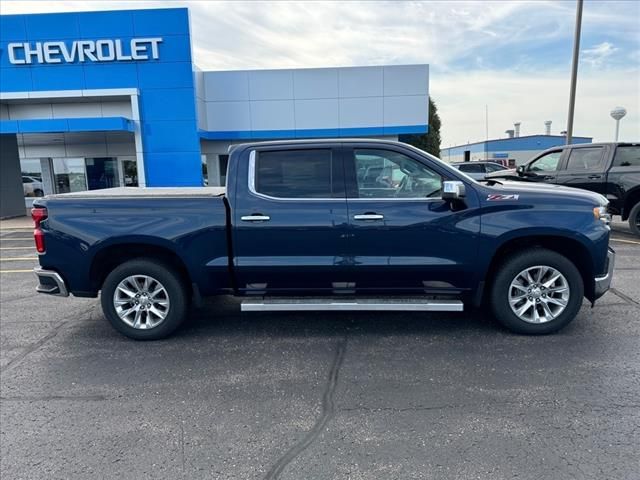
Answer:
354 149 442 199
528 151 562 172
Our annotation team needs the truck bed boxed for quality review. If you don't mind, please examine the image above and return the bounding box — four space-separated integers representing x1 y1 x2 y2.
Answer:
44 186 226 199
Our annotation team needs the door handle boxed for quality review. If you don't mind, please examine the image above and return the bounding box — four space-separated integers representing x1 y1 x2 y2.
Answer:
588 175 602 180
241 214 270 222
353 214 384 221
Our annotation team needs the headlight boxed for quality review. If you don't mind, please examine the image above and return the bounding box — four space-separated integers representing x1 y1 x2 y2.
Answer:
593 206 611 226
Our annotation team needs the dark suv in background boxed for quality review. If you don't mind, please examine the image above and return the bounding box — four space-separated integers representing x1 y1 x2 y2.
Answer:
485 142 640 236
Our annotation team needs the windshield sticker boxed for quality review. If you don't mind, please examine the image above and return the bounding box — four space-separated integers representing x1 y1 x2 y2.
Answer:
487 194 519 201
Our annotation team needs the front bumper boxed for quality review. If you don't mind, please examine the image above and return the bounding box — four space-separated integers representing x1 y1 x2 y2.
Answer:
34 267 69 297
594 247 615 299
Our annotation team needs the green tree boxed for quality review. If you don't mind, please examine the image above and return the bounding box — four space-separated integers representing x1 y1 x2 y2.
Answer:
399 96 441 158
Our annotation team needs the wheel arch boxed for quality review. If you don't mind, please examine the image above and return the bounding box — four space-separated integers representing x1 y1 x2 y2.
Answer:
622 186 640 221
482 234 595 303
89 240 192 295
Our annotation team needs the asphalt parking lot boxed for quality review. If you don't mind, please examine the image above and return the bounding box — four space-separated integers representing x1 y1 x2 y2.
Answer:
1 221 639 480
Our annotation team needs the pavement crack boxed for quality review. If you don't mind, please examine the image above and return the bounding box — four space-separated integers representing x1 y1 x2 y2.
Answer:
610 287 640 307
1 303 96 374
263 338 347 480
0 394 107 402
1 320 69 374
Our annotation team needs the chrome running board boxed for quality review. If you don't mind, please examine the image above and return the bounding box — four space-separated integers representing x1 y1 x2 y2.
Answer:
241 298 463 312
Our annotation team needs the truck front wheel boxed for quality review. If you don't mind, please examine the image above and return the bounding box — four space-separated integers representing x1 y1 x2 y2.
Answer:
490 249 584 334
100 259 188 340
628 202 640 237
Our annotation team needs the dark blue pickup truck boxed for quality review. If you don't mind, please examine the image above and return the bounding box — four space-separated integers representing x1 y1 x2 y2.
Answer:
33 139 615 340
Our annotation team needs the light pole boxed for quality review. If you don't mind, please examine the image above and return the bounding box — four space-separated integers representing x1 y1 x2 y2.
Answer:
610 107 627 142
566 0 583 145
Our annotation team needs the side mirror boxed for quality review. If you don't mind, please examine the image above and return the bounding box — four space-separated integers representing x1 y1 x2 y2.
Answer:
516 165 526 176
442 180 466 201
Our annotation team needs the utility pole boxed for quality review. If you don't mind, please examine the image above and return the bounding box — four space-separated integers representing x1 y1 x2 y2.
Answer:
566 0 583 145
485 105 489 160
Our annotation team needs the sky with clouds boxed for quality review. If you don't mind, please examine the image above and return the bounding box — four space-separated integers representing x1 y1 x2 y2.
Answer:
2 0 639 147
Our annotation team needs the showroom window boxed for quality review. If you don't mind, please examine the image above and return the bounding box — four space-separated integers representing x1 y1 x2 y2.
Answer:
20 158 45 198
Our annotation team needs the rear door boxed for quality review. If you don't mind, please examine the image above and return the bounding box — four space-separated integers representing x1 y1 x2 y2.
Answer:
555 145 608 194
232 145 350 294
342 145 481 294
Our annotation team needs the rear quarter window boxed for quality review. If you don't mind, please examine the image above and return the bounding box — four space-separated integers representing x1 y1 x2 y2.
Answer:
612 146 640 168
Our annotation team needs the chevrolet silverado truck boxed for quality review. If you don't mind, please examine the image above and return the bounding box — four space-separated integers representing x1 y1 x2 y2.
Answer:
485 142 640 236
33 139 615 340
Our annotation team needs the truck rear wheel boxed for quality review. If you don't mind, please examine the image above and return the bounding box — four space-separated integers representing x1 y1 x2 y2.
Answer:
100 259 188 340
490 249 584 334
628 202 640 237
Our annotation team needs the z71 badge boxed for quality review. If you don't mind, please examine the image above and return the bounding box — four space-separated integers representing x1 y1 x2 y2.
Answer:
487 194 519 201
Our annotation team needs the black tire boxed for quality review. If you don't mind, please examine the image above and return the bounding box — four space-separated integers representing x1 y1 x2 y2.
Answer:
100 258 188 340
34 189 44 197
628 202 640 237
490 248 584 335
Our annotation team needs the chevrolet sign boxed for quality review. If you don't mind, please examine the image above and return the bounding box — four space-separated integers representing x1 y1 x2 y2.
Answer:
8 38 163 64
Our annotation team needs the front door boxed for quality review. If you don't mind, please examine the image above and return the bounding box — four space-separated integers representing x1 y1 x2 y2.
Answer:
343 146 481 294
232 146 350 294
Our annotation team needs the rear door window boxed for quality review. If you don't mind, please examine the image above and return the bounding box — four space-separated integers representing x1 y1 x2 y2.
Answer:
254 149 334 199
612 146 640 168
565 147 605 171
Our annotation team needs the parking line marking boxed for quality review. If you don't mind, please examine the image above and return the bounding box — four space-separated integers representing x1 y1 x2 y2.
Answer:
0 227 34 231
611 238 640 246
0 269 33 273
0 247 35 250
0 257 37 261
0 238 34 241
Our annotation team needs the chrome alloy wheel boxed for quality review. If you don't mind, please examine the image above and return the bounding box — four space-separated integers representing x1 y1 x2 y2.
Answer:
508 265 570 324
113 275 170 329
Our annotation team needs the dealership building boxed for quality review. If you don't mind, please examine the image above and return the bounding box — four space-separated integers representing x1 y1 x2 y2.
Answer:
0 7 429 217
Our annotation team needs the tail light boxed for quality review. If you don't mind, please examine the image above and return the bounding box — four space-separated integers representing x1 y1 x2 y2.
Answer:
31 207 48 254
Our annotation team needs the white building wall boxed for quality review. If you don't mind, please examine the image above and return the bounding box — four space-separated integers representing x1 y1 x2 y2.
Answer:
3 100 132 120
199 64 429 134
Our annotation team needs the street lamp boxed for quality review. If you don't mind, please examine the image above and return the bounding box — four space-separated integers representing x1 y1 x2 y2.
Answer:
610 107 627 142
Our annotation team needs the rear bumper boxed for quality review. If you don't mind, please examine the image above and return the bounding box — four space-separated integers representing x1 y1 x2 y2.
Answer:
34 267 69 297
594 247 615 299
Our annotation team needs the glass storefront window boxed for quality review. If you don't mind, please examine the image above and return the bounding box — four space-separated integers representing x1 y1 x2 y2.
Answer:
52 158 87 194
20 158 44 198
121 160 138 186
86 157 119 190
201 155 208 186
219 154 229 186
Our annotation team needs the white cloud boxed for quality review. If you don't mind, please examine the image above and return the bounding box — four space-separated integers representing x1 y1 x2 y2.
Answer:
434 68 640 146
582 42 619 67
2 0 638 146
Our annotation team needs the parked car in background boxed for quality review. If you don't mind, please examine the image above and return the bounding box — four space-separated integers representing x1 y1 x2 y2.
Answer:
22 175 44 197
450 161 509 180
485 142 640 236
33 139 614 340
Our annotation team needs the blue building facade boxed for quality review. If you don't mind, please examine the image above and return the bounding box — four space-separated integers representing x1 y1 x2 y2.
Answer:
0 7 429 216
441 134 592 165
1 8 201 187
